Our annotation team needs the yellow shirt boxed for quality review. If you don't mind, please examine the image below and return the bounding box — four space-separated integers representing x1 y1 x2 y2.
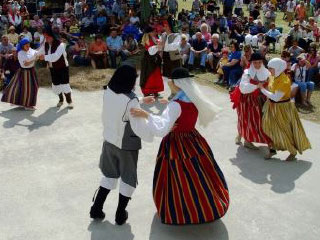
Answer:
267 72 291 101
7 33 19 45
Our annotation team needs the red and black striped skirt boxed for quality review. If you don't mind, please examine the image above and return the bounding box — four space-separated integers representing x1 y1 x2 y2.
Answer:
153 130 229 225
1 68 38 107
237 93 271 144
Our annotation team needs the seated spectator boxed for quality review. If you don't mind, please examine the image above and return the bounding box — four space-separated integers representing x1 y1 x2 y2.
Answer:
180 27 190 42
33 27 44 48
240 44 252 69
264 22 282 47
200 23 211 43
106 29 127 68
219 14 230 46
288 40 305 63
0 35 14 67
308 17 320 42
73 35 90 66
2 47 19 87
286 21 304 48
188 32 208 72
217 49 229 82
6 26 19 46
122 34 139 57
303 25 314 50
69 19 81 38
295 1 306 21
234 0 244 17
122 21 142 41
179 34 191 67
230 19 245 44
207 33 222 73
291 54 314 106
23 15 31 29
306 46 319 85
51 14 63 30
19 1 29 20
20 26 32 42
31 15 44 32
245 20 266 48
129 10 140 26
97 13 108 34
0 9 9 37
81 15 95 35
251 5 260 20
264 5 276 28
89 34 108 69
222 41 243 88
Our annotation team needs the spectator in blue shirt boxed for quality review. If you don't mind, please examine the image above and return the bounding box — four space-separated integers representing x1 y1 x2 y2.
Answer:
188 32 208 72
106 29 127 68
222 41 243 88
97 13 107 34
264 22 282 46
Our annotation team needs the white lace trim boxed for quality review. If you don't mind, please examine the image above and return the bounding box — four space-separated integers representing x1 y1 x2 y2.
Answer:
100 176 118 190
52 84 72 95
119 179 135 197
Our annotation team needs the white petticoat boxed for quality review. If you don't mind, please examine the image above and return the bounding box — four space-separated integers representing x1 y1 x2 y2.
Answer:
52 83 72 95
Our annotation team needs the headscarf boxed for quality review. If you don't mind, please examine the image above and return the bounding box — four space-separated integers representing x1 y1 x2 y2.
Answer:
16 38 30 52
247 53 270 81
267 58 287 77
173 78 221 128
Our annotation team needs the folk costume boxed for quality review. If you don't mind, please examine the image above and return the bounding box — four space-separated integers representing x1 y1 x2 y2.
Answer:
1 38 40 110
231 53 272 148
140 27 164 97
90 65 153 225
161 24 182 78
261 58 311 161
43 28 73 108
146 68 229 225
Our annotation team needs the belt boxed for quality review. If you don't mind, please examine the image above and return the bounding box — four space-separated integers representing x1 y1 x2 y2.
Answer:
270 98 290 103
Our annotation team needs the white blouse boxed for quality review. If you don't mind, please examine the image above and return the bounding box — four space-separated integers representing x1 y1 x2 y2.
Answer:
162 33 181 52
18 48 41 68
147 101 182 137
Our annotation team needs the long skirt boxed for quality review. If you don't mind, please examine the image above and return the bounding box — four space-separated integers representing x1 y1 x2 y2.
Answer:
1 68 38 107
141 67 164 96
237 93 271 144
262 100 311 155
153 130 229 225
162 52 182 78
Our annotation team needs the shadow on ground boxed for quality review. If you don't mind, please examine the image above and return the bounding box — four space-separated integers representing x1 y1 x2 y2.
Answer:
0 107 68 131
149 214 229 240
230 146 312 193
88 220 134 240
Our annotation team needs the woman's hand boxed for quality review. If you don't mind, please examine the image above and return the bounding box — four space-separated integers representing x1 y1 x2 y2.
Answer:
258 82 264 89
159 99 169 104
142 96 155 104
130 108 149 119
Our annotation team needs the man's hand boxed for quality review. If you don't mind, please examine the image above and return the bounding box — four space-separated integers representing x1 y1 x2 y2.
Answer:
39 55 45 61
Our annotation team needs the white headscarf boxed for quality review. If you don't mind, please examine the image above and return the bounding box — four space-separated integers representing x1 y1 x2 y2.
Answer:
247 64 270 81
267 58 287 77
173 78 222 128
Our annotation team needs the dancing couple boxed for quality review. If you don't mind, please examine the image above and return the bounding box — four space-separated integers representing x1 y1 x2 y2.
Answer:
90 65 229 225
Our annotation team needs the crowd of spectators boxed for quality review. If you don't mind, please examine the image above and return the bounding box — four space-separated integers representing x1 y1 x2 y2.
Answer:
0 0 319 104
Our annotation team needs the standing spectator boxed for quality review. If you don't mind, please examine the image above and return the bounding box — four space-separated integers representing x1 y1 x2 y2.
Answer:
89 34 108 69
234 0 243 17
188 32 208 72
7 26 19 46
223 0 235 17
295 1 307 21
207 33 222 72
179 34 191 67
192 0 202 12
168 0 179 17
106 29 127 68
286 0 296 27
8 8 22 32
74 0 83 19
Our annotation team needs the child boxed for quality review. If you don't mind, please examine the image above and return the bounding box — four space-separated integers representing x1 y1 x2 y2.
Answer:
217 48 229 82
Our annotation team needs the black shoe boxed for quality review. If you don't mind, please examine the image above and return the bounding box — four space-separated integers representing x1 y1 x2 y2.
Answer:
90 206 106 220
89 187 110 220
115 210 128 225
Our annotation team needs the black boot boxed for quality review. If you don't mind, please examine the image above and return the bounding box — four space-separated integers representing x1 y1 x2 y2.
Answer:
90 187 110 220
115 194 130 225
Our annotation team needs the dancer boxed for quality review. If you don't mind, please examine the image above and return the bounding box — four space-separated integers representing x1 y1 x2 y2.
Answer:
131 68 229 225
140 26 164 97
1 38 41 110
259 58 311 161
90 65 153 225
42 27 73 109
231 53 272 150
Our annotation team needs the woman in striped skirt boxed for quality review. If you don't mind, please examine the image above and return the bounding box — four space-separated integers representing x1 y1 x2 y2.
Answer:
131 68 229 225
232 53 272 150
1 38 41 110
258 58 311 161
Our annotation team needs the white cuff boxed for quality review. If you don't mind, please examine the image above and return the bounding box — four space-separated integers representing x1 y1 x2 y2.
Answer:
100 176 118 190
119 179 135 197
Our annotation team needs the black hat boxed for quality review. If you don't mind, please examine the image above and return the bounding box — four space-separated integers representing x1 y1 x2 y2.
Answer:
250 52 265 62
171 67 194 79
